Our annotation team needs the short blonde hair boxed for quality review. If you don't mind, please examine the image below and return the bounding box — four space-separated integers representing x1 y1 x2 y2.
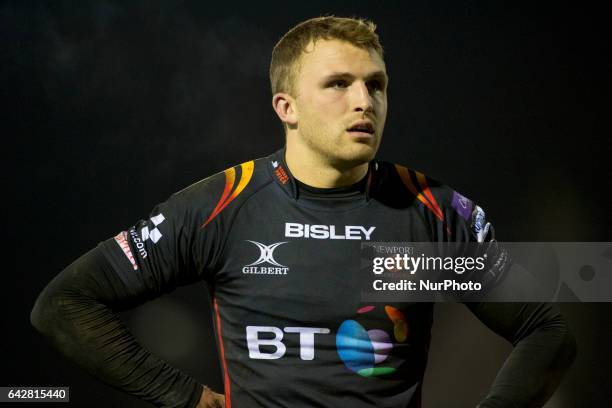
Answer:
270 16 384 97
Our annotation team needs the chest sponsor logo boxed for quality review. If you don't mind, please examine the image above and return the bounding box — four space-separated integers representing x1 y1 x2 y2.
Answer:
243 241 289 275
245 305 410 380
285 222 376 240
246 326 330 360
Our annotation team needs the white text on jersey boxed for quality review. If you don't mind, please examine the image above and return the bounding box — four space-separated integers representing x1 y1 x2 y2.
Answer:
285 223 376 240
246 326 331 360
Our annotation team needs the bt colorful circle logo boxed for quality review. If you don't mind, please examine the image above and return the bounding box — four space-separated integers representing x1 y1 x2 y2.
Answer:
336 305 409 377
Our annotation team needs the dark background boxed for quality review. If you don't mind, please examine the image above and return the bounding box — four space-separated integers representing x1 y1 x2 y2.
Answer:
4 0 611 406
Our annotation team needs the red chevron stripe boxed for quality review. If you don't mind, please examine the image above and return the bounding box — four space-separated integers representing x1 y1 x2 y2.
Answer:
202 161 254 228
415 171 444 222
202 167 236 227
395 165 444 222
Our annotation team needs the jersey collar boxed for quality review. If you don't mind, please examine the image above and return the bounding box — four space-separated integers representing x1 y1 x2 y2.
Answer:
266 147 376 203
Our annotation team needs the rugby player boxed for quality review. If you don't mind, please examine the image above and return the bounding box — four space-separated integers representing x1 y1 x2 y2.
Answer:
31 16 576 407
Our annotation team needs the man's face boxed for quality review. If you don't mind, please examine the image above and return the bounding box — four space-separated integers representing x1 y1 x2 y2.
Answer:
291 39 388 167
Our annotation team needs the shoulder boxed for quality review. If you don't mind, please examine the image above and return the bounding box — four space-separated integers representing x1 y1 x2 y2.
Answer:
374 159 488 238
165 155 274 227
373 159 462 211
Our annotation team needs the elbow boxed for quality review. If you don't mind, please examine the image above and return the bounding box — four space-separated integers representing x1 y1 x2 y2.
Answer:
30 287 55 336
542 312 577 372
31 264 79 337
559 320 577 370
31 277 69 338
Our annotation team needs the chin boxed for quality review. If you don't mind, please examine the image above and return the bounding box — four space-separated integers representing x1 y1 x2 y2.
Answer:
332 144 378 168
352 139 380 159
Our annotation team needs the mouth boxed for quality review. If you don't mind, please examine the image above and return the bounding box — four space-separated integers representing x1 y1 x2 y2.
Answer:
346 121 375 137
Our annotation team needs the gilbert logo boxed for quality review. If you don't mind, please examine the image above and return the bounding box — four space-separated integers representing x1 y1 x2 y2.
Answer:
243 241 289 275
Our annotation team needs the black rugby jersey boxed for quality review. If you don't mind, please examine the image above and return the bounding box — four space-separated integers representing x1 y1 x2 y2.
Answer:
98 149 504 408
31 148 575 408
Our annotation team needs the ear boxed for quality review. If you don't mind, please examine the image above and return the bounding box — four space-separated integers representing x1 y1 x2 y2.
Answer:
272 93 298 127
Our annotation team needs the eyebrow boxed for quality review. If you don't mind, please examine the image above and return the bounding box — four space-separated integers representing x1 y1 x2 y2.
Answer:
323 71 388 84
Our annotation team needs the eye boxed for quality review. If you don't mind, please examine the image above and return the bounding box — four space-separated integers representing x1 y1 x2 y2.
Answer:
367 80 384 93
328 79 349 89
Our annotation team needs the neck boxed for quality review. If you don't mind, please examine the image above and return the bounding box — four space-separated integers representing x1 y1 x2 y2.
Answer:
284 137 369 188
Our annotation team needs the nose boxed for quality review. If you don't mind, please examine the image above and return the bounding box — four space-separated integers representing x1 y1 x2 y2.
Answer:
351 81 374 115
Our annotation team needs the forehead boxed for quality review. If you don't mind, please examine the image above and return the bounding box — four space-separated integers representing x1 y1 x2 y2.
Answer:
297 38 386 79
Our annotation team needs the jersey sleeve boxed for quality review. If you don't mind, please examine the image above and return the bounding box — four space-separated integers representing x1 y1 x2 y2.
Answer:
97 184 218 303
467 302 576 407
435 188 511 298
390 164 511 296
30 172 230 407
100 196 206 300
445 193 576 406
31 247 206 408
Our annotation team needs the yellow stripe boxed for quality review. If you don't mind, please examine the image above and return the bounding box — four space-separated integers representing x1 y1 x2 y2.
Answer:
229 161 254 200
